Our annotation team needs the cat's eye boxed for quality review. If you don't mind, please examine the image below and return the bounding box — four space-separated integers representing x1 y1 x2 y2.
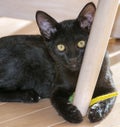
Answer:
57 44 65 52
77 40 85 48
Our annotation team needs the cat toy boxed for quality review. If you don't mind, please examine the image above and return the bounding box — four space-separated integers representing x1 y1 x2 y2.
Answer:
69 91 118 106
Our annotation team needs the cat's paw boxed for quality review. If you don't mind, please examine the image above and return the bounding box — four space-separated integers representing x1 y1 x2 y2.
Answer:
61 103 83 123
88 102 104 122
22 90 41 103
88 99 114 123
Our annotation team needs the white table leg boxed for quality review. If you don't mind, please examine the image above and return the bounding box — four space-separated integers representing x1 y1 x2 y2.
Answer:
73 0 119 116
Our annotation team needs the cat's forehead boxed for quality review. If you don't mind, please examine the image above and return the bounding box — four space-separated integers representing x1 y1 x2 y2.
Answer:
60 20 75 29
54 33 87 46
55 20 89 43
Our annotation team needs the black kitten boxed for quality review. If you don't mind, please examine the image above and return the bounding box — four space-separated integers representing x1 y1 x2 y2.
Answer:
0 3 117 123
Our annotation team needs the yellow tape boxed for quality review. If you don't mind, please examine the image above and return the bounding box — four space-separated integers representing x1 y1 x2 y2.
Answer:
69 92 118 106
90 92 118 106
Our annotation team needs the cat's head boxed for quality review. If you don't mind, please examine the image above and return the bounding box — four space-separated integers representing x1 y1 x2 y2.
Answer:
36 3 96 71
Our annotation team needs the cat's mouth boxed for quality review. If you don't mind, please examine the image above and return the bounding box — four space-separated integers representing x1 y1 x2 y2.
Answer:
64 58 82 71
67 63 81 71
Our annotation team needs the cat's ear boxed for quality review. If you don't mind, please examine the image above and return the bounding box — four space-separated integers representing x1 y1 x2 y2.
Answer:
77 2 96 31
36 11 58 39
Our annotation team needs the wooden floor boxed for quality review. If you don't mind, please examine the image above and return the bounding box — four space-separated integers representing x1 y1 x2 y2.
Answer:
0 1 120 126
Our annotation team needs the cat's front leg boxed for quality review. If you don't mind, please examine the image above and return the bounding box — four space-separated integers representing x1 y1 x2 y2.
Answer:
88 97 116 122
51 87 83 123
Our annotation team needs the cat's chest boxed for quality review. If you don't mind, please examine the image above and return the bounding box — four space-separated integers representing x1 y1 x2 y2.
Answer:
56 66 79 89
65 70 79 87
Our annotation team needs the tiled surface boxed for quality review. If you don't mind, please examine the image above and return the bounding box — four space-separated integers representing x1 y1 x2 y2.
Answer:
0 0 98 20
0 1 120 126
0 0 120 38
0 17 39 37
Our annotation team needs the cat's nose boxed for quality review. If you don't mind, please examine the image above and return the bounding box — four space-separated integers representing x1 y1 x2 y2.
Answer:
69 58 77 64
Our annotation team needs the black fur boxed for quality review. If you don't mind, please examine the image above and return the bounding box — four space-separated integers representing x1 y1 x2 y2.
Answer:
0 3 117 123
